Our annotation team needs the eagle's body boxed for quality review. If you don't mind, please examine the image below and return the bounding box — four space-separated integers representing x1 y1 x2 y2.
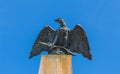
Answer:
29 18 92 60
48 19 71 54
55 24 69 48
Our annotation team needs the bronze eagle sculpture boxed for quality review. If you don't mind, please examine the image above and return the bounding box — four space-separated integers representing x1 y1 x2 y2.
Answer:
29 18 92 60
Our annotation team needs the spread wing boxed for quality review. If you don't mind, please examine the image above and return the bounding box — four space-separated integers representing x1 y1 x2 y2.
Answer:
68 25 92 60
29 26 55 59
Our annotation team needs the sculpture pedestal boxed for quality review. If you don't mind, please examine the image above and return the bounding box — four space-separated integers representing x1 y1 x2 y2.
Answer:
38 55 72 74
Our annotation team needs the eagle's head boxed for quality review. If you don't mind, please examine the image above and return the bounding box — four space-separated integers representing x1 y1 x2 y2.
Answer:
55 18 66 27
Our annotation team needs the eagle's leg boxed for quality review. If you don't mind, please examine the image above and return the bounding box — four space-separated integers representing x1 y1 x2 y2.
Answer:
56 48 61 54
63 30 69 49
64 36 68 48
51 34 58 45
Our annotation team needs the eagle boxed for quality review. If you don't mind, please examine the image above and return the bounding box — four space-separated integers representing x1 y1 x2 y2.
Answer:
29 18 92 60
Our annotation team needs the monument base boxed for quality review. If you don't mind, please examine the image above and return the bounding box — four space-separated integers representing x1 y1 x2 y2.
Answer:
38 55 72 74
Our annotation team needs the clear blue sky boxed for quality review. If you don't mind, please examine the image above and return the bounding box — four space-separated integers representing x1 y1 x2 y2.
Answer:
0 0 120 74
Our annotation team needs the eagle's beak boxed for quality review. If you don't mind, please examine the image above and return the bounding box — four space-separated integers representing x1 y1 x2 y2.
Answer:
55 19 58 22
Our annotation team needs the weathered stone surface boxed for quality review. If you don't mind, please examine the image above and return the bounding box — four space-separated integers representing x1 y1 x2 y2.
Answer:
39 55 72 74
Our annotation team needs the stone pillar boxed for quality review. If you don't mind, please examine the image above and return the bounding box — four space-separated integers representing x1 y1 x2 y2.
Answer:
38 55 72 74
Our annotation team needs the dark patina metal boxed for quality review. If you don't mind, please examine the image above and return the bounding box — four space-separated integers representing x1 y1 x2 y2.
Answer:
29 18 92 60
